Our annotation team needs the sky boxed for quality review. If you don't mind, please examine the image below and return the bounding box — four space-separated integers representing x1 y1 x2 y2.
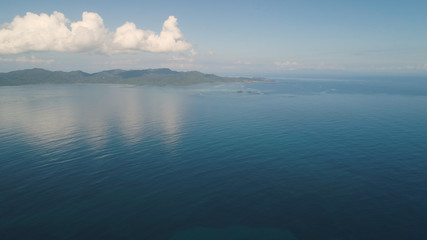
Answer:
0 0 426 77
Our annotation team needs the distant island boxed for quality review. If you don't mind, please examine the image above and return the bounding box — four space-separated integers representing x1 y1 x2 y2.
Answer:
0 68 261 86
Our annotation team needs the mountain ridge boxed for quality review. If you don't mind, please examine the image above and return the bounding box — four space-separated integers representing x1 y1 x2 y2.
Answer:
0 68 259 86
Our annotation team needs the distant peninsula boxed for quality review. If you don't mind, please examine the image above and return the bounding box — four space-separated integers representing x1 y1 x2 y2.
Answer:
0 68 260 86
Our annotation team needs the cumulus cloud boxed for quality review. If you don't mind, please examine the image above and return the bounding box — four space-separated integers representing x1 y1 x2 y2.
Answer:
0 55 54 64
0 11 192 55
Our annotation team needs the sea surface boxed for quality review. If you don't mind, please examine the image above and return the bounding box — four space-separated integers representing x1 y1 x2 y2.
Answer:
1 76 427 240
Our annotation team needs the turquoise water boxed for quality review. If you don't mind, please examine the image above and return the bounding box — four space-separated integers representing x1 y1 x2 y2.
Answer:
1 77 427 239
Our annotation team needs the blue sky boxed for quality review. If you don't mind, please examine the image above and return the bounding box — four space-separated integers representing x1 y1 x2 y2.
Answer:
0 0 426 76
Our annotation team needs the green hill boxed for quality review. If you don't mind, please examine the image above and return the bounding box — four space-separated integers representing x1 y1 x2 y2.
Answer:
0 68 257 86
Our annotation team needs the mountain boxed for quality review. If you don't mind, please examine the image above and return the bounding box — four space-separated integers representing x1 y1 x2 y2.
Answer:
0 68 258 86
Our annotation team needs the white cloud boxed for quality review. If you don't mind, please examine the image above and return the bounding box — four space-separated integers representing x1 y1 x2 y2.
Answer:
188 49 197 57
274 61 299 68
0 11 192 55
92 58 142 68
235 60 252 65
207 50 214 56
424 63 427 70
169 56 194 62
160 62 204 71
0 55 54 64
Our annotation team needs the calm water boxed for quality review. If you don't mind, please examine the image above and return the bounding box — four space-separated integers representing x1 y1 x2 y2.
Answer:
1 77 427 240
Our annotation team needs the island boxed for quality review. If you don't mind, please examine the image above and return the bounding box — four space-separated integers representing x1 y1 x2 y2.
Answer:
0 68 262 86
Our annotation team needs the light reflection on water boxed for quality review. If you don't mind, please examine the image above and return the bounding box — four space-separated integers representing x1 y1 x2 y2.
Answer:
0 85 187 151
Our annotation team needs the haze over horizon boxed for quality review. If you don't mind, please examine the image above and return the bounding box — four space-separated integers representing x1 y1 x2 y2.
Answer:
1 0 426 77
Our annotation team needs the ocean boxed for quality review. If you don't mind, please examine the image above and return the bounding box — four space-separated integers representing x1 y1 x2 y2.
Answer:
1 76 427 240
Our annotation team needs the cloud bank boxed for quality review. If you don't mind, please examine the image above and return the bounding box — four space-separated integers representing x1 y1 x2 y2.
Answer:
0 55 54 64
0 11 192 55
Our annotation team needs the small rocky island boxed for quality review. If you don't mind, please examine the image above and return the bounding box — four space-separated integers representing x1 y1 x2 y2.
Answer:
0 68 262 86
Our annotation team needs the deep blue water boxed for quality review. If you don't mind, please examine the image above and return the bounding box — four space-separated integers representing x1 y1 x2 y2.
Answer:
1 77 427 240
